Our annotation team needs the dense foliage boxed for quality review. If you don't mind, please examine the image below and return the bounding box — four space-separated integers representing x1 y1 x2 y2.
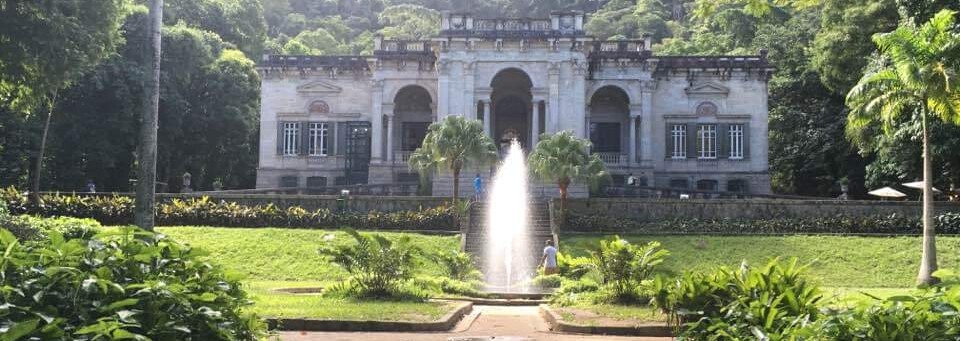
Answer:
0 227 265 340
320 229 430 300
2 188 456 230
567 212 960 235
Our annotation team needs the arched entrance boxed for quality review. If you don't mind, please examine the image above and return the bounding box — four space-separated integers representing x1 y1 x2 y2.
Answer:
490 68 533 150
393 85 433 157
588 86 631 164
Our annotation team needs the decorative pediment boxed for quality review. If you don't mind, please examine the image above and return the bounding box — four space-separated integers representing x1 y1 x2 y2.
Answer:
296 80 343 94
685 82 729 96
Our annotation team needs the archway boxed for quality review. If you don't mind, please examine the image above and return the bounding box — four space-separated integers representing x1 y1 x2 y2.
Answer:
490 68 533 150
588 86 631 157
392 85 433 158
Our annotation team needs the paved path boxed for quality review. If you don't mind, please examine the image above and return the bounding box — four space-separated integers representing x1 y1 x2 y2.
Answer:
278 305 672 341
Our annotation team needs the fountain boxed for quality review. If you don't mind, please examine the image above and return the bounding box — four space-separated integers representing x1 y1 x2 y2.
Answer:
484 140 535 291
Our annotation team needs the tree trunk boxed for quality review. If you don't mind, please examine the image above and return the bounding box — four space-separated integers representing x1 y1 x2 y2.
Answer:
917 112 939 285
30 90 58 205
452 166 460 208
135 0 163 231
558 177 570 228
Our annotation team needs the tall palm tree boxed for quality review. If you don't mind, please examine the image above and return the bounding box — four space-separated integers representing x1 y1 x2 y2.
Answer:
846 9 960 285
528 131 609 222
135 0 163 231
408 115 498 209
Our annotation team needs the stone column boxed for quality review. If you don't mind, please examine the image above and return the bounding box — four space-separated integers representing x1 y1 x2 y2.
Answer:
437 60 449 117
483 99 492 136
584 105 591 139
464 61 476 119
531 99 540 147
639 81 655 167
629 115 638 165
548 62 560 133
370 80 384 162
386 115 395 162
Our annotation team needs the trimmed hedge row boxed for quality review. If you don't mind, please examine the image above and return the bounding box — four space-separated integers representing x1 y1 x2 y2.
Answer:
2 188 456 230
566 212 960 235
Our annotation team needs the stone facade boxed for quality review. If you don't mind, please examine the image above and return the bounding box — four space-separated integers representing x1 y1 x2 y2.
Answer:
257 12 775 196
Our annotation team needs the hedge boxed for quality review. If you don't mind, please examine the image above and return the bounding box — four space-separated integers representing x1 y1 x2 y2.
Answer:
566 212 960 235
1 187 456 231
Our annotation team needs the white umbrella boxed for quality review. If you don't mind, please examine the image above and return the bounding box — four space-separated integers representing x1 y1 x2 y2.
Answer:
902 181 942 193
868 186 907 198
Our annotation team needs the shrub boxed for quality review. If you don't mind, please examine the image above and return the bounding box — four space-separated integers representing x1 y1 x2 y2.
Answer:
437 250 482 281
583 237 669 304
0 227 264 340
531 273 563 289
319 229 422 299
2 187 457 230
567 212 960 235
653 258 823 339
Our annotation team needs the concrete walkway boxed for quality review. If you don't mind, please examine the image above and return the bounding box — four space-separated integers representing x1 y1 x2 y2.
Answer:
278 305 672 341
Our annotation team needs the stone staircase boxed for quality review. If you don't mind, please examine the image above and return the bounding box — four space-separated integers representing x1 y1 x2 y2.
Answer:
463 200 556 286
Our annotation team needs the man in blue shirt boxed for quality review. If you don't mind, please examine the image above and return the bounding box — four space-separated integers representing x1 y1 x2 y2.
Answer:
474 174 483 200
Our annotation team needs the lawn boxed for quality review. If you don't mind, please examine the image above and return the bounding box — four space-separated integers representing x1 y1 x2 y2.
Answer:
154 227 957 320
553 303 666 326
158 227 461 320
561 234 960 288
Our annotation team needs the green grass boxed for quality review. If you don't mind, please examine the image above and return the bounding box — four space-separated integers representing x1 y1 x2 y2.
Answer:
562 234 960 288
245 281 453 321
158 227 459 283
156 227 461 320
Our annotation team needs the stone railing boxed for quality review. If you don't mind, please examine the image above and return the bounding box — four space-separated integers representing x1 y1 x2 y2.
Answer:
258 55 369 70
593 152 629 166
375 40 432 54
393 150 414 165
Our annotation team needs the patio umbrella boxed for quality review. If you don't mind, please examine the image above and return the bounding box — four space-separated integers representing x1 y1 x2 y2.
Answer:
868 186 907 198
902 181 942 193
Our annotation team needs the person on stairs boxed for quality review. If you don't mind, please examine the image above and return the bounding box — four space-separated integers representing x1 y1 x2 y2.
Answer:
474 173 484 201
541 239 558 275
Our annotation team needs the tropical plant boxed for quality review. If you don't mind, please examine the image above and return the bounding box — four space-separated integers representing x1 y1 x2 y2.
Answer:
0 227 264 340
653 258 823 339
408 115 498 209
579 236 669 303
845 9 960 285
437 250 482 281
528 131 609 222
319 229 422 299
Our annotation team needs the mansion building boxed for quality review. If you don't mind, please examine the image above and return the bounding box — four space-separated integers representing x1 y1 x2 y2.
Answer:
256 12 774 196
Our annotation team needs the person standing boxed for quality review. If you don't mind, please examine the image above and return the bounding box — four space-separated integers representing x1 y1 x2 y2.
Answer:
85 180 96 193
474 173 483 200
541 239 558 275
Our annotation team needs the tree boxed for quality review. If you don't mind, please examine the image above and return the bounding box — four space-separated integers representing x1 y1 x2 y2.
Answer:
136 0 163 231
845 10 960 285
408 116 498 209
528 131 609 222
0 0 129 203
378 5 440 40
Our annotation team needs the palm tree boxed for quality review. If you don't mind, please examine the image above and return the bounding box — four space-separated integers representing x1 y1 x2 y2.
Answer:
528 131 609 222
408 115 498 209
135 0 163 231
846 9 960 285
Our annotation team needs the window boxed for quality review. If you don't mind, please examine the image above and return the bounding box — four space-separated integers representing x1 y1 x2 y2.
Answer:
728 124 744 159
308 122 329 156
697 179 719 191
590 122 622 153
727 179 748 193
306 176 327 188
698 124 717 159
670 179 689 189
282 122 300 156
279 176 298 188
670 124 686 159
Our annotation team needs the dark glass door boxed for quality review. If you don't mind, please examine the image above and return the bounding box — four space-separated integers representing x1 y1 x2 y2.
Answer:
344 121 371 185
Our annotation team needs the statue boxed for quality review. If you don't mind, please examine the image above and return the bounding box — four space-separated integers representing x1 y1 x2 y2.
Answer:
182 172 193 193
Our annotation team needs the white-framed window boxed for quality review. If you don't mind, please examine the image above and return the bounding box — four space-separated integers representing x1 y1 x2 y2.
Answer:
308 122 329 156
698 124 717 159
671 124 686 159
728 124 744 159
282 122 300 156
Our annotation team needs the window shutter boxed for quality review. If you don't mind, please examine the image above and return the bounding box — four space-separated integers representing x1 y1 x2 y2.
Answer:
336 122 348 156
276 121 285 155
743 122 751 159
718 123 729 159
322 122 331 155
687 123 698 159
665 124 673 159
299 121 310 155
